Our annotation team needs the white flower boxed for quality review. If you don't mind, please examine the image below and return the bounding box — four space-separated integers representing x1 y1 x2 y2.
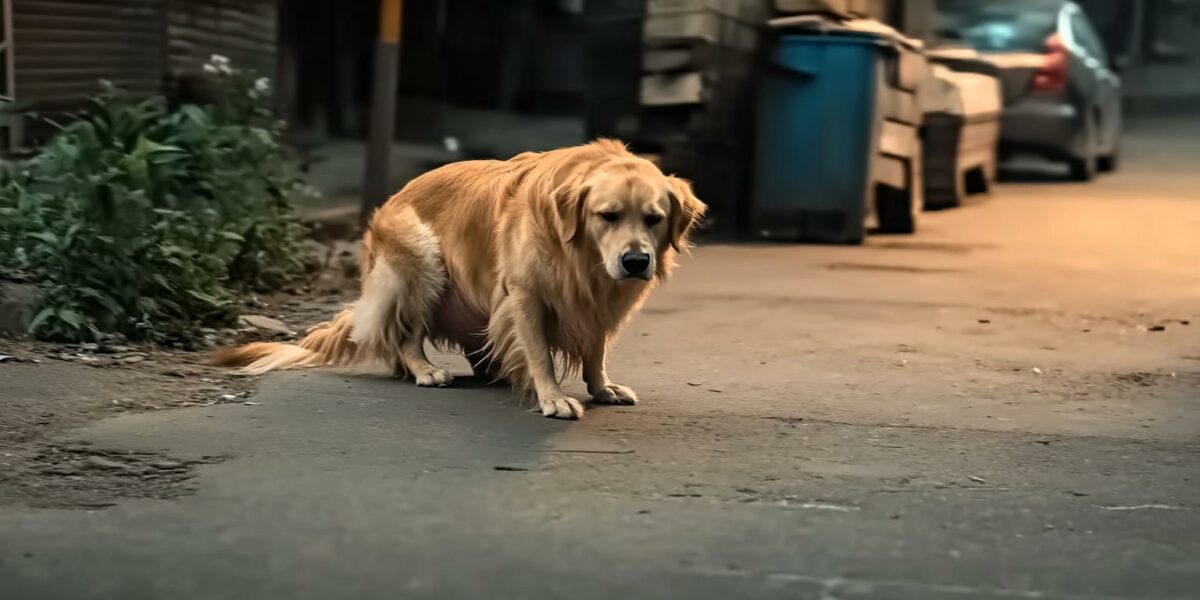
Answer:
253 77 271 94
204 54 233 76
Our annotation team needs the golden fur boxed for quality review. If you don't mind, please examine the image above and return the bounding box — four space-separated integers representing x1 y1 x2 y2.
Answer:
213 139 705 419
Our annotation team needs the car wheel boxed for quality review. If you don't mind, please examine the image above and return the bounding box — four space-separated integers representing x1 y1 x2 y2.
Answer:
1097 149 1119 173
1068 155 1096 181
1068 116 1098 182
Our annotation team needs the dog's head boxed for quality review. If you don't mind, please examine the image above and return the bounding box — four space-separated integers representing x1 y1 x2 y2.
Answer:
558 159 706 282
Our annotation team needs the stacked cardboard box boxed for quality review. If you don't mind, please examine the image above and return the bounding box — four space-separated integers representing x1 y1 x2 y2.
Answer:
630 0 771 234
868 40 928 233
921 50 1003 210
772 0 887 20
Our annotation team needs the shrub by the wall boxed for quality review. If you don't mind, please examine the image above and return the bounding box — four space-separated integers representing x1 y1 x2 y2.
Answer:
0 57 315 344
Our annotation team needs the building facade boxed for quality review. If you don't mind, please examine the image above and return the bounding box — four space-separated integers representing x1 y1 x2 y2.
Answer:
4 0 277 148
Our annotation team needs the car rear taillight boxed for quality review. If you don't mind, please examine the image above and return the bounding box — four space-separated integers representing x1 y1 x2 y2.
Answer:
1033 33 1069 91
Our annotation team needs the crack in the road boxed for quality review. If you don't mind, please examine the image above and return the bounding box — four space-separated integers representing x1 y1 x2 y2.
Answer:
618 410 1200 448
697 569 1167 599
675 292 1174 329
1092 504 1197 511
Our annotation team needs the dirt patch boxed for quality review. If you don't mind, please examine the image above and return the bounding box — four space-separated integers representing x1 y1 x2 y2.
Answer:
1108 370 1200 391
0 240 358 510
826 262 961 274
1113 371 1159 388
0 343 260 509
1 443 227 509
640 307 683 316
872 241 995 255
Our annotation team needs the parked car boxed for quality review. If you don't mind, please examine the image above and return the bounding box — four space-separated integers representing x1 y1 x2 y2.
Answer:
937 0 1122 181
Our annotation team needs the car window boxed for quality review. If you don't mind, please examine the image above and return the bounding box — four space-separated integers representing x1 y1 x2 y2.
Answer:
937 5 1058 53
1070 9 1109 64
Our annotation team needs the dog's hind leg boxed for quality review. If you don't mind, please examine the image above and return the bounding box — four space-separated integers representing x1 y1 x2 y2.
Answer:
394 335 452 387
351 205 451 386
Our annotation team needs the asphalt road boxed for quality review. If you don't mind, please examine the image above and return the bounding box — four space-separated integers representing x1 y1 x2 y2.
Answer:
2 118 1198 599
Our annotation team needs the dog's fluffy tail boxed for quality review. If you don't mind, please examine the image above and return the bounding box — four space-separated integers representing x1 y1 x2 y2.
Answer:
213 205 447 375
212 308 358 374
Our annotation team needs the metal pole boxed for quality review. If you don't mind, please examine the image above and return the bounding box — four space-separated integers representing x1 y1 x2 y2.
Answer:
362 0 402 224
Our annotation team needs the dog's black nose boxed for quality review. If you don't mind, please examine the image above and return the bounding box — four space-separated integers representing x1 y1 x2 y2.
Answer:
620 251 651 277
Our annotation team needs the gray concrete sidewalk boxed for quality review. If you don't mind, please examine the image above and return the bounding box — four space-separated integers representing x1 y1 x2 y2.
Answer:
1 368 1195 599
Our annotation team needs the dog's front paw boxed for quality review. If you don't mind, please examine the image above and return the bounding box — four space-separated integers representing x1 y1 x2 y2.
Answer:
415 368 454 388
592 383 639 406
538 393 585 420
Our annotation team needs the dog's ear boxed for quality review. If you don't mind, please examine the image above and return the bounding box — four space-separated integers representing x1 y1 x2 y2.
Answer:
665 176 707 252
556 183 590 245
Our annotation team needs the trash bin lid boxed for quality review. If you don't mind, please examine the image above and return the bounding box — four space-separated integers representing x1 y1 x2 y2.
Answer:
777 31 890 47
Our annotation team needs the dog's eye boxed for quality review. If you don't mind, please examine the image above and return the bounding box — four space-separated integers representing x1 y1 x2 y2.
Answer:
644 214 664 227
599 211 619 223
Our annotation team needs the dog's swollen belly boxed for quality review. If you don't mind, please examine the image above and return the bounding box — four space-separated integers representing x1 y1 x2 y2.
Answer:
429 282 494 377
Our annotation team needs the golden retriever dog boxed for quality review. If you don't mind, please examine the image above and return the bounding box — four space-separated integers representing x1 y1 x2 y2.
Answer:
213 140 706 419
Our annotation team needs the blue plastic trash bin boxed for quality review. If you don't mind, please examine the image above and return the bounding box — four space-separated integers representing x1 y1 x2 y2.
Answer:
751 34 890 244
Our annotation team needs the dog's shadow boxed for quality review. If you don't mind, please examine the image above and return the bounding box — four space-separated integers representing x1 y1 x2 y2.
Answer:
447 374 510 390
380 371 622 419
445 375 622 407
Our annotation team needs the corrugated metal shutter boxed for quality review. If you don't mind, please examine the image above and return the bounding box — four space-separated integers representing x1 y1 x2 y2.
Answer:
13 0 167 109
167 0 276 79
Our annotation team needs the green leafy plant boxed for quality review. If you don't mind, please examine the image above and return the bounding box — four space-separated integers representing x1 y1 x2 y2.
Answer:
0 56 316 344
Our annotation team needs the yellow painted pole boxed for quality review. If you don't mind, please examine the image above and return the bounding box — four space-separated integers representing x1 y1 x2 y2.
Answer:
380 0 401 43
363 0 403 223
